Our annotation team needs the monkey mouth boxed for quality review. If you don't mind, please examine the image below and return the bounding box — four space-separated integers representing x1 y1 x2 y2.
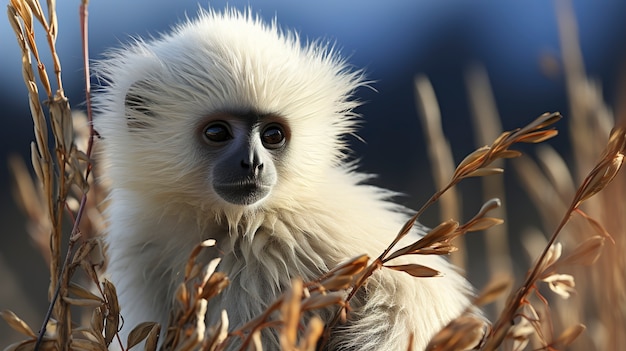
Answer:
214 181 271 206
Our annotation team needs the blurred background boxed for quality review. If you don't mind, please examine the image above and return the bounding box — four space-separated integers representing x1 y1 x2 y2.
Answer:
1 0 625 347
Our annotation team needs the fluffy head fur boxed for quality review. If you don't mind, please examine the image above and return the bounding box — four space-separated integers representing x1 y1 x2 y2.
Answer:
95 8 474 350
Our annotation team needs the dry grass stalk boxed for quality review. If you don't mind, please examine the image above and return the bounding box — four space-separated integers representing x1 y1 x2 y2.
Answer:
8 155 52 264
414 75 464 268
464 64 512 283
5 0 101 350
425 314 486 351
315 113 561 345
513 100 625 349
120 246 366 350
481 125 625 350
328 112 560 326
419 5 625 347
232 255 368 350
503 3 626 349
421 271 513 350
156 240 228 351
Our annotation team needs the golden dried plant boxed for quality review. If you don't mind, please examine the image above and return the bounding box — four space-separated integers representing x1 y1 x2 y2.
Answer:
5 0 102 350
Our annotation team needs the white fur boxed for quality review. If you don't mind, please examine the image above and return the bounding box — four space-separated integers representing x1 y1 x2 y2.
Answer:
95 9 473 350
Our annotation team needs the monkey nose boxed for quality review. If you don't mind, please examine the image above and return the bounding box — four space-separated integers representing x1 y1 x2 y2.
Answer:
241 158 264 176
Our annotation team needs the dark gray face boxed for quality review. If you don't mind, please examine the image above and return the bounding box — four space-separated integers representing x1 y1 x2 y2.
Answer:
201 112 289 206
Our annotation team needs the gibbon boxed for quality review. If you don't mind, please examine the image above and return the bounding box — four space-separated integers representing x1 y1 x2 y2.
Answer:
95 8 474 351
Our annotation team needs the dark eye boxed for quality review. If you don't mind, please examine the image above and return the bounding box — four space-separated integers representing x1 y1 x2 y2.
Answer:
204 122 232 142
261 124 286 148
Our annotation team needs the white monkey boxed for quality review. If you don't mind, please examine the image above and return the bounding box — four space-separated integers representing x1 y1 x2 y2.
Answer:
95 8 474 350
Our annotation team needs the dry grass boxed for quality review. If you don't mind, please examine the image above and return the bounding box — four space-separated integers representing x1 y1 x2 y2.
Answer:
3 0 625 350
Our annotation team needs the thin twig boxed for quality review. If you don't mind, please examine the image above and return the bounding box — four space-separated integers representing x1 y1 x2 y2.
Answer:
34 1 95 350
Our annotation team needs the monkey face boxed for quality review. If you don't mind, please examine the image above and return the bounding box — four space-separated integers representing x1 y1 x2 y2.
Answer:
198 112 289 206
96 12 368 215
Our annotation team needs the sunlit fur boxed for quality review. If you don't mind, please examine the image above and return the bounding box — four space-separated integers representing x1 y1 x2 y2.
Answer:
95 9 473 350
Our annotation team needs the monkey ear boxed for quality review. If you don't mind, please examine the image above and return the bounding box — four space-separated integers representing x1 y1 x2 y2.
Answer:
124 81 156 129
